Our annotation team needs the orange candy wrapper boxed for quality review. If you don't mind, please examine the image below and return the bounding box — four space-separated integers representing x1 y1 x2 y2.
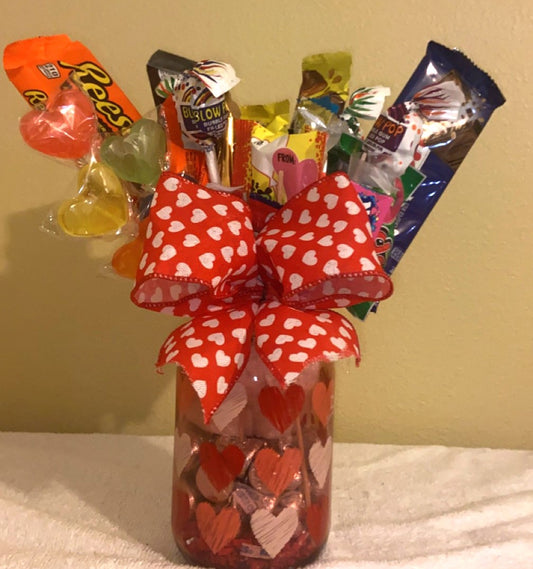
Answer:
4 34 141 132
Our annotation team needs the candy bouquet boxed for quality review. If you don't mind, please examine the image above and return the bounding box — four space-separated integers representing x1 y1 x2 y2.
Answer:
4 36 504 568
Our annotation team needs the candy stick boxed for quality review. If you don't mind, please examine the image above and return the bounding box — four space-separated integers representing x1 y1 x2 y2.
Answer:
204 144 221 185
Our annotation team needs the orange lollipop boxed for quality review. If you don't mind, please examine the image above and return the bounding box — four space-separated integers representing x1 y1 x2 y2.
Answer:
111 217 149 279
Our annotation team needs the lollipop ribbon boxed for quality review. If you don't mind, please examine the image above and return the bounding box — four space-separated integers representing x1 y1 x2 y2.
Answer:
131 171 393 421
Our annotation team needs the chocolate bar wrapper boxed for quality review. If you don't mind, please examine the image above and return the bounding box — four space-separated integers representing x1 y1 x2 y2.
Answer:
348 41 504 320
384 40 505 277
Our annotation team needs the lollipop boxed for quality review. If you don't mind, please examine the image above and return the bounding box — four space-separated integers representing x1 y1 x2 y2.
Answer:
19 84 98 160
57 162 130 236
100 118 166 185
173 60 239 184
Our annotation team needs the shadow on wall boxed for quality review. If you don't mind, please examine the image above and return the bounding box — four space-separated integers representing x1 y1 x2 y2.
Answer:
0 204 175 434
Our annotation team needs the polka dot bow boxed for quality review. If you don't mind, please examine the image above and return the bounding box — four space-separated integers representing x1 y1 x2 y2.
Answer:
131 171 393 421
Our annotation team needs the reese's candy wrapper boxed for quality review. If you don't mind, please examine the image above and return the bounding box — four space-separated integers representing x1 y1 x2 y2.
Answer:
3 34 140 132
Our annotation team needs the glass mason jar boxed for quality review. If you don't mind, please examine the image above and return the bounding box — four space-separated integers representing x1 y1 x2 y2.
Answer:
171 345 335 569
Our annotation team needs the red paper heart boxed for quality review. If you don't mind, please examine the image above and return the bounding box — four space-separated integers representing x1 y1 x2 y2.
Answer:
196 502 241 554
199 442 245 491
253 447 302 496
312 381 334 427
306 494 329 546
19 88 97 159
258 385 305 433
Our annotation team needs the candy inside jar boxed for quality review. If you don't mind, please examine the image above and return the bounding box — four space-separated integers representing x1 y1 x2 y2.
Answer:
172 345 335 569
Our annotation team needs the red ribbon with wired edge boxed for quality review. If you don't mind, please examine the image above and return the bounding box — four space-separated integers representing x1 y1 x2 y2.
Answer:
131 171 393 421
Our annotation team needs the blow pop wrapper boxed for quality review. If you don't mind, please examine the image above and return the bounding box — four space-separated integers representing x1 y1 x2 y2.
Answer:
146 50 209 184
173 60 239 184
146 50 196 107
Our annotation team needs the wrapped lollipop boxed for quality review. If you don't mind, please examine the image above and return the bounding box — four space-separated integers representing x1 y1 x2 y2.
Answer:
4 34 142 240
172 60 239 184
18 80 99 161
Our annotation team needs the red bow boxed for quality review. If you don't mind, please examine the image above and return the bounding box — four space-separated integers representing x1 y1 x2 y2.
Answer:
131 172 392 421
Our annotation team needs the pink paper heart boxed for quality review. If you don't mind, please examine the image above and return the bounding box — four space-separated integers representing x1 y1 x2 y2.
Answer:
251 507 298 558
272 148 319 201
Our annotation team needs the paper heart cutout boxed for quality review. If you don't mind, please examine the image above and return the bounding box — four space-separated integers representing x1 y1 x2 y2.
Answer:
57 162 129 237
272 147 319 202
312 381 334 427
253 447 302 497
258 385 305 433
306 494 330 546
308 437 333 489
111 217 148 279
100 118 166 185
211 382 247 431
199 442 245 491
250 507 298 558
19 87 98 160
196 466 234 502
196 502 241 554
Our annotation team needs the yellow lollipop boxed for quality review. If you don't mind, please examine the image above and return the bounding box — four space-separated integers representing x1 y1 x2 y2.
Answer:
58 162 130 237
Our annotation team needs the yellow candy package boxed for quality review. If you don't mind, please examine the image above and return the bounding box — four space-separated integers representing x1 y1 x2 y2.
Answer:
247 123 327 205
239 100 291 135
292 51 352 126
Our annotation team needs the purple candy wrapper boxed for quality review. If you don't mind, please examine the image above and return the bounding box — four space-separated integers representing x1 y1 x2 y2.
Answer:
385 40 505 274
349 40 505 320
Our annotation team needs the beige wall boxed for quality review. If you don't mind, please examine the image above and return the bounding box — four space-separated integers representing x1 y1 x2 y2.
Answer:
1 0 532 449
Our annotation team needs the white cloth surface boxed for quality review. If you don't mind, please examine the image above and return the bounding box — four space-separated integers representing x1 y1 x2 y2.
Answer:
0 433 531 569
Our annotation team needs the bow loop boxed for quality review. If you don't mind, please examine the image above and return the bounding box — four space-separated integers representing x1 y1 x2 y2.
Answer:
131 172 259 317
254 301 360 387
256 173 393 310
132 172 394 422
157 305 256 420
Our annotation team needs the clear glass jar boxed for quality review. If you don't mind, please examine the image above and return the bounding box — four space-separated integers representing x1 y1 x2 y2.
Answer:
171 345 335 568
